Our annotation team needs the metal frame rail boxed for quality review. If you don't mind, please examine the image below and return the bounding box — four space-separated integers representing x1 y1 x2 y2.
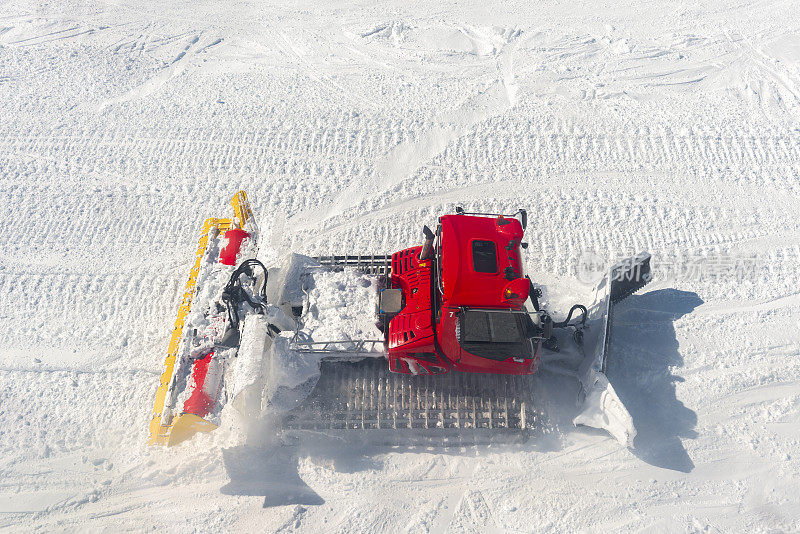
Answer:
313 254 392 276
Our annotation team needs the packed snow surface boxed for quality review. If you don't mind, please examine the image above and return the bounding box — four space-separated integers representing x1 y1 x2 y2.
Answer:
1 0 800 531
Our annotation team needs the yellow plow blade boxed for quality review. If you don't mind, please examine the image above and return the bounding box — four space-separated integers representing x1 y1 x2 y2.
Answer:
148 191 254 447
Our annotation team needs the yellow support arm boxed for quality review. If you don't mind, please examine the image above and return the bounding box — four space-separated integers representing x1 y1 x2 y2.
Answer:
230 190 255 228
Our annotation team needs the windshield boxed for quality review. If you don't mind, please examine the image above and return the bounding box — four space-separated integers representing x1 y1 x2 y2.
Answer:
458 310 534 361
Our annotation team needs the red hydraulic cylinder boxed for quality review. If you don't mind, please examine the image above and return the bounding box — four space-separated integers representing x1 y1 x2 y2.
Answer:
219 228 250 266
183 350 222 417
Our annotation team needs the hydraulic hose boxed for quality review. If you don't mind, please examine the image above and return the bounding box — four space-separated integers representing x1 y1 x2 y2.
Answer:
221 259 269 330
553 304 588 329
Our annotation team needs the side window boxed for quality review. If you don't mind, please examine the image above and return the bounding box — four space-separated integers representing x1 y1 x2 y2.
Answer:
472 240 498 273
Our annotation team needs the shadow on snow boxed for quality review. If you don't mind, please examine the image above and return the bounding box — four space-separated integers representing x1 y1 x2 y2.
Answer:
612 288 702 472
220 445 325 507
533 287 701 472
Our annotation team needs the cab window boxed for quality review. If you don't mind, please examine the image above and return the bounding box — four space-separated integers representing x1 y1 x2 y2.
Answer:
472 240 497 273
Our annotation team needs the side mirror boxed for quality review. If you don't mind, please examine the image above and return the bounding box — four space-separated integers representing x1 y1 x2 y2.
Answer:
519 209 527 231
527 277 540 311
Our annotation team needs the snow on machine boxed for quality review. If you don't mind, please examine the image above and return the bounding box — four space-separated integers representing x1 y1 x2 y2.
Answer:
148 191 294 446
149 192 651 447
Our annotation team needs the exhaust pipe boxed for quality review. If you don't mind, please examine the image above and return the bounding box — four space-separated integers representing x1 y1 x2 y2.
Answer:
419 225 434 260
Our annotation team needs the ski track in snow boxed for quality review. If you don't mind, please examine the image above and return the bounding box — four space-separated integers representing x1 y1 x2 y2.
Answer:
1 0 799 531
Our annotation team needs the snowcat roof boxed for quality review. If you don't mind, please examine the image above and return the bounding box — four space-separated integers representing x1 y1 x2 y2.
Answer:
439 214 525 308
